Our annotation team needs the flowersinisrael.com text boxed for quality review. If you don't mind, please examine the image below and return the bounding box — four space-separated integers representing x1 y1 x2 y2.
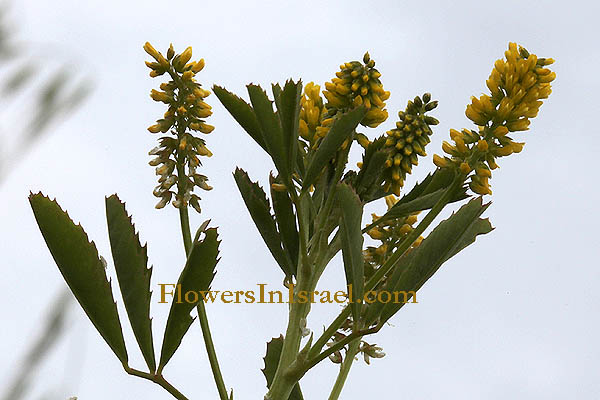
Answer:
158 283 417 305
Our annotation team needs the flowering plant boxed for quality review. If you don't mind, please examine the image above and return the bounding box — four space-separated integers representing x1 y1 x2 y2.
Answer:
29 42 554 399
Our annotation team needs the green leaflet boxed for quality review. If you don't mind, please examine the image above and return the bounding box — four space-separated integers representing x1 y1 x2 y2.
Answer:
159 228 220 370
302 106 366 189
105 195 156 372
270 174 299 275
212 85 268 152
247 84 291 184
262 336 304 400
29 193 128 364
376 197 493 327
336 183 365 325
233 168 294 278
275 80 302 179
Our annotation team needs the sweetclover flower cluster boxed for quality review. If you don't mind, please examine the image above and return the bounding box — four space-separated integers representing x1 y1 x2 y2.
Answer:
433 42 555 195
381 95 439 196
299 52 390 149
144 42 214 212
364 195 422 283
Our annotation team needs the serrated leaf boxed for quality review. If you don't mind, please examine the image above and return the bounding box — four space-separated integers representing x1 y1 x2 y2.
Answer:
233 168 294 277
158 228 220 370
262 336 304 400
377 197 493 326
212 85 268 152
336 183 364 324
303 106 366 189
354 136 388 201
276 80 302 177
270 174 299 275
29 193 128 363
105 195 156 372
247 84 290 183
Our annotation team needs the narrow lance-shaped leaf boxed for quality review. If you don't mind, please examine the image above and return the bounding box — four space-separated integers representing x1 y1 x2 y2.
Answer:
262 336 304 400
303 106 366 189
337 183 365 325
377 197 493 327
270 174 299 274
159 228 220 371
247 84 290 183
29 193 128 363
105 195 156 372
212 85 268 152
233 168 294 277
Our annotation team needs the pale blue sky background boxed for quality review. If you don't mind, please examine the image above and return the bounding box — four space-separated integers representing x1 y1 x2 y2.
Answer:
1 0 599 399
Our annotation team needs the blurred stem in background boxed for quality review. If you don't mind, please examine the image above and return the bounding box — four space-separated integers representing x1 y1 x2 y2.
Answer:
0 3 91 399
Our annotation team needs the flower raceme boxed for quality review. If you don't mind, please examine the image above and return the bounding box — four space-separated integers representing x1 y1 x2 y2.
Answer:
302 52 389 149
381 94 439 196
144 42 215 212
434 42 555 195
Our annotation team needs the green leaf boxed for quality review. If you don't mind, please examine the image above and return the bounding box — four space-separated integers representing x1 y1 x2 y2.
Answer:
159 228 220 370
269 174 299 275
29 193 128 363
262 336 304 400
212 85 268 152
233 168 294 278
303 106 366 189
373 169 468 223
353 136 388 201
105 195 156 372
247 84 290 183
276 80 302 177
377 197 493 326
336 183 364 324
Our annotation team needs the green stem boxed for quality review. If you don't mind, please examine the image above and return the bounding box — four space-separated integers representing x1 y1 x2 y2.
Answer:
328 339 361 400
177 172 229 400
124 365 189 400
309 175 463 360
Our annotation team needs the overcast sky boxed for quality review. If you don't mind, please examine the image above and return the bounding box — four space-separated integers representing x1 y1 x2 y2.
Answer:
1 0 599 399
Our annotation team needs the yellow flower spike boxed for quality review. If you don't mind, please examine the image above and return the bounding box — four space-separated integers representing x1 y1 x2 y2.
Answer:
182 71 194 81
459 162 471 174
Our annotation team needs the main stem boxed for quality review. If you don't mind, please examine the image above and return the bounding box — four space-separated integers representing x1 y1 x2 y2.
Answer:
177 179 229 400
